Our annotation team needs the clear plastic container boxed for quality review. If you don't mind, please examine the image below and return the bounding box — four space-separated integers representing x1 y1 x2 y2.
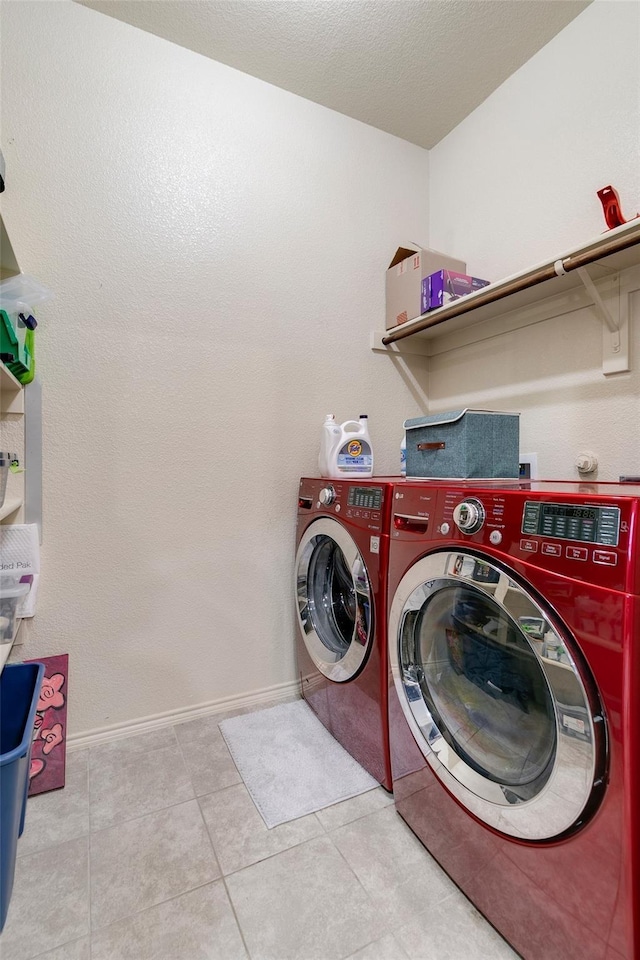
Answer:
0 275 53 315
0 577 29 644
0 453 16 509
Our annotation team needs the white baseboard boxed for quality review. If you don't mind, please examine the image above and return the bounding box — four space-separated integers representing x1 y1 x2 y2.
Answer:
67 678 301 751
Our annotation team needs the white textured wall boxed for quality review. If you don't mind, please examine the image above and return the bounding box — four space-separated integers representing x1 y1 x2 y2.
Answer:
428 0 640 480
5 0 637 737
0 1 429 735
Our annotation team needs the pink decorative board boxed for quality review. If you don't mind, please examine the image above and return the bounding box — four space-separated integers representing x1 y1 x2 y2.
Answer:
26 654 69 796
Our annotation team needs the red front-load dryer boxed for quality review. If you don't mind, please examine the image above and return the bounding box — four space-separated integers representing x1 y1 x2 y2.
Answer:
294 477 396 790
387 479 639 960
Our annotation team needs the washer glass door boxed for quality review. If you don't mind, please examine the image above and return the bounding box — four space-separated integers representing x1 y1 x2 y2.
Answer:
389 550 603 840
296 518 373 682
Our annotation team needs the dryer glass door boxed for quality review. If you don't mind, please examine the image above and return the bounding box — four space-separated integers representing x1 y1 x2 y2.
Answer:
296 518 373 682
389 550 603 840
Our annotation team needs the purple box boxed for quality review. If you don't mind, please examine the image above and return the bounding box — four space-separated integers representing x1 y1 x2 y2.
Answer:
422 270 490 312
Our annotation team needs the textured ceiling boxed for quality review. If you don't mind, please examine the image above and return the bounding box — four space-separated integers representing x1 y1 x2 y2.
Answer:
77 0 591 148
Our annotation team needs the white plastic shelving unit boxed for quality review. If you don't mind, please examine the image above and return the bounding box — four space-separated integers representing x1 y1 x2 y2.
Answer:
0 214 27 672
0 497 23 522
0 363 24 415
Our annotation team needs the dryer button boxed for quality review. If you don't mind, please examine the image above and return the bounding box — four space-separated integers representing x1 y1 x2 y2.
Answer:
440 522 450 535
489 530 502 545
593 549 617 565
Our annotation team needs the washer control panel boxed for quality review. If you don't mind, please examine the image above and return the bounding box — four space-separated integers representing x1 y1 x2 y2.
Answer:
392 482 635 593
521 501 620 546
453 498 486 534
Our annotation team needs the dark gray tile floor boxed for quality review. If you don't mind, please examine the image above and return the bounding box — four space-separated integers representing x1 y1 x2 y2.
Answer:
0 699 519 960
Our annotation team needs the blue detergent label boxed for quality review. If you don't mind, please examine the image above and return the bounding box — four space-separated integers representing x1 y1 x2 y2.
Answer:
337 439 372 473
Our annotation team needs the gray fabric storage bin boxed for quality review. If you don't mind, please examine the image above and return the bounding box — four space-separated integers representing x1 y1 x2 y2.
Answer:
404 409 520 479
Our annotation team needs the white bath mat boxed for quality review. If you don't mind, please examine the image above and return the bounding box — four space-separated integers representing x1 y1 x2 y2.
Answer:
219 699 378 828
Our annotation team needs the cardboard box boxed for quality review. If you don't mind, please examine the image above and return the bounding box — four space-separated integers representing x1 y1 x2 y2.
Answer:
404 409 520 479
386 245 466 329
424 270 490 312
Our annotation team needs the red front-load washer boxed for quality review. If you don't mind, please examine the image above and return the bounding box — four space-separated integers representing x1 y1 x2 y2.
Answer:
387 479 639 960
294 477 397 789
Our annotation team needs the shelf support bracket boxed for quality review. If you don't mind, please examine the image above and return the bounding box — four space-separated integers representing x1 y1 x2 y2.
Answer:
574 266 629 375
575 266 619 336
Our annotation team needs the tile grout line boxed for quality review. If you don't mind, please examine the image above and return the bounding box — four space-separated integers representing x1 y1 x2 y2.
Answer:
17 752 93 958
29 937 89 960
323 824 397 943
187 735 253 960
85 718 251 948
173 717 251 957
191 702 329 959
13 709 519 960
85 704 383 956
88 809 230 938
87 728 208 944
88 794 199 838
87 728 196 835
89 879 237 945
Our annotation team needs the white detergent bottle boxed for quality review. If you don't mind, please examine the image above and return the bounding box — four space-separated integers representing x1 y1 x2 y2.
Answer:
326 415 374 479
318 414 339 477
400 434 407 476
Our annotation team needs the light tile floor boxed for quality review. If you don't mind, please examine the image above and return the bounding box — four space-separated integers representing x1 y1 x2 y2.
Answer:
0 699 520 960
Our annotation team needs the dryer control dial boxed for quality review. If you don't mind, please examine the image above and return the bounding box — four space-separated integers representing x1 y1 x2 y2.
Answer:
319 486 336 506
453 498 486 534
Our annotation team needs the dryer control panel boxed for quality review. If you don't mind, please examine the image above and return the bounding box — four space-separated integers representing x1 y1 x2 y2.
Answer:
298 477 395 536
347 486 384 511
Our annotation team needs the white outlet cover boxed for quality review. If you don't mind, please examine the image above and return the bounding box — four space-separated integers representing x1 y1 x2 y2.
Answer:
520 453 539 480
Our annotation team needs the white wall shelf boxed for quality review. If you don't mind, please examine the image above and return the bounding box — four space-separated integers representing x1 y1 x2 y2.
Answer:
0 641 13 673
372 219 640 376
0 364 24 414
0 496 23 522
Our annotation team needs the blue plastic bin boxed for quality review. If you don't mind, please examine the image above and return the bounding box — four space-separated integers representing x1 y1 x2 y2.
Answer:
0 661 44 931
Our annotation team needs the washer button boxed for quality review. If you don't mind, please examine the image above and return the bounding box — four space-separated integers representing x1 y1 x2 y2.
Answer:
440 522 450 535
542 543 562 557
489 530 502 545
566 546 588 561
